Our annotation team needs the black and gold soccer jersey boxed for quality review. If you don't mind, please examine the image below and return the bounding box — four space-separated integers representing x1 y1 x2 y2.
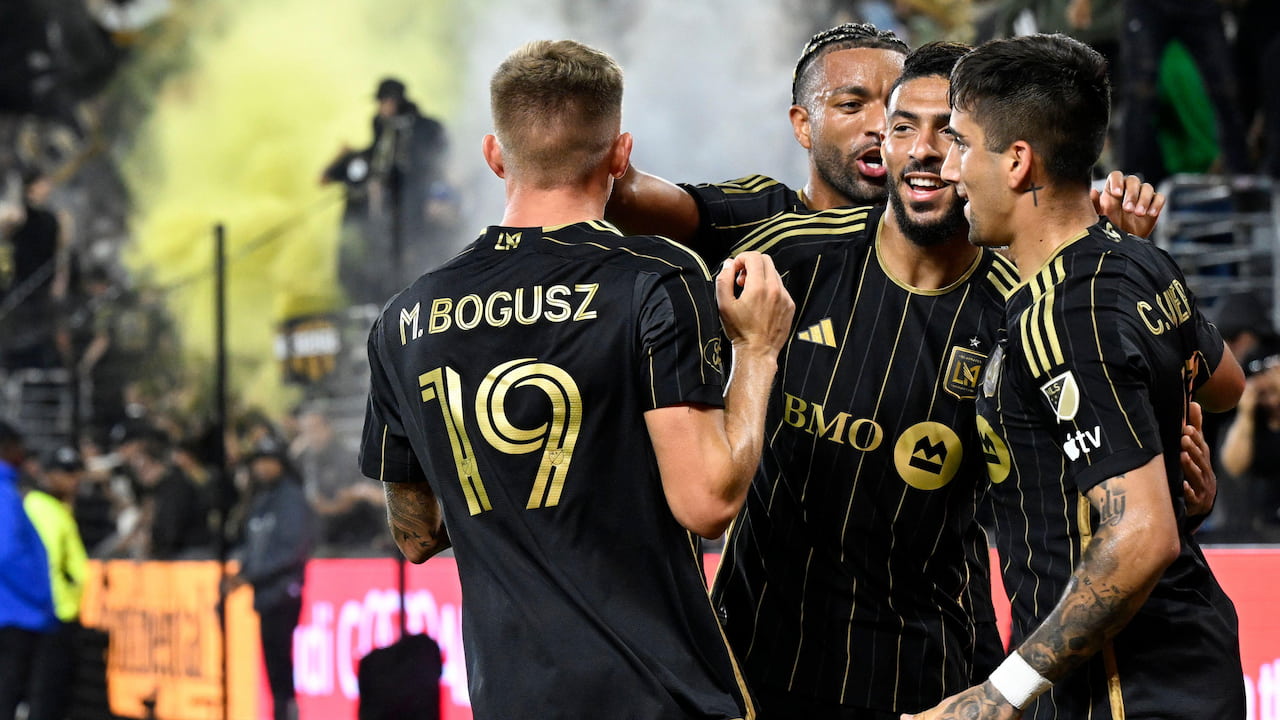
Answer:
977 219 1245 719
680 174 808 263
710 206 1015 712
359 221 752 720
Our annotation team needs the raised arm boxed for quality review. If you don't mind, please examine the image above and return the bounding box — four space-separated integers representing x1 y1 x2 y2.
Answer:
606 165 702 243
903 454 1178 720
645 251 793 538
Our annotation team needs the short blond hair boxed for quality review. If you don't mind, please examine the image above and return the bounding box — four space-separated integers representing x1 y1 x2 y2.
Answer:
490 40 623 187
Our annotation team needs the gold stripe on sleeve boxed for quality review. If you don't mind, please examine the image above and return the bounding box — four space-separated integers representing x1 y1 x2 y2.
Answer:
379 424 388 482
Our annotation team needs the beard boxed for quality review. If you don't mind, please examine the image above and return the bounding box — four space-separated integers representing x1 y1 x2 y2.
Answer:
886 162 968 248
812 138 886 207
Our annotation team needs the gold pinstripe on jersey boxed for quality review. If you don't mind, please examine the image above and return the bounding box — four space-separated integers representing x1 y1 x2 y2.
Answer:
1088 253 1144 447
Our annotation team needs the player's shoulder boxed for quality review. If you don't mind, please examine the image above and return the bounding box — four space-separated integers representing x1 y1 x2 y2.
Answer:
730 204 882 258
683 174 805 213
974 248 1020 304
1058 219 1183 293
691 173 789 195
541 220 714 280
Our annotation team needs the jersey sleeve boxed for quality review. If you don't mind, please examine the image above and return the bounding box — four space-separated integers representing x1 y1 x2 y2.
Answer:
359 314 428 483
679 175 803 263
635 260 726 411
1190 304 1226 390
1022 261 1161 492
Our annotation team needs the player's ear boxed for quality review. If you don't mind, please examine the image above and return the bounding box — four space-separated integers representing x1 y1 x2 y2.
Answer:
1006 140 1034 191
482 134 506 179
608 132 633 179
790 104 813 150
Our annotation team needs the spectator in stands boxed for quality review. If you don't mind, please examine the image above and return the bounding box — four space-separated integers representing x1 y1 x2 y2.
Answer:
0 169 72 371
1116 0 1251 185
326 77 449 304
75 266 125 428
127 432 211 559
223 437 314 720
1220 339 1280 541
1212 292 1277 370
0 421 57 720
22 446 88 720
1194 293 1277 542
291 405 382 548
74 433 122 555
998 0 1121 67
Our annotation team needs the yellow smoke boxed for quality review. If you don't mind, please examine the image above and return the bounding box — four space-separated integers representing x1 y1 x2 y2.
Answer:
122 0 464 411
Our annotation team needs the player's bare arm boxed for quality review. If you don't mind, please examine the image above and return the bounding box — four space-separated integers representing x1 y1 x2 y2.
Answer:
646 251 794 538
1196 342 1245 413
605 164 701 242
904 455 1179 720
385 481 451 563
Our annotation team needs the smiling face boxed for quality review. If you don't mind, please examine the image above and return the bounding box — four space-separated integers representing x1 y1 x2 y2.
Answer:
799 47 904 207
884 75 967 247
940 107 1015 248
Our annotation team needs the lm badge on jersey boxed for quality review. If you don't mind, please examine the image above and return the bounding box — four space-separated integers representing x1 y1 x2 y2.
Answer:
1040 370 1080 421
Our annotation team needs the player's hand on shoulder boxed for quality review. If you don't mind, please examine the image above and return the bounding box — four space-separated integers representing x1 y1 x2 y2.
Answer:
716 251 794 357
1091 170 1165 239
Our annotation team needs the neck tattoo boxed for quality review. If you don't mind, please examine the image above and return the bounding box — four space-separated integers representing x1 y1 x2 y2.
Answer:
1026 182 1044 207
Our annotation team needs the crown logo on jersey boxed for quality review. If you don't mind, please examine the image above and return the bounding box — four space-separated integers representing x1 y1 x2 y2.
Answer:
908 436 947 474
943 346 987 400
797 318 837 348
495 231 522 251
1041 371 1081 421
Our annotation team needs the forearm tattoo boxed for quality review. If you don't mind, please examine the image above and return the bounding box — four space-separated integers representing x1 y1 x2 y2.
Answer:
386 484 451 558
1018 477 1148 682
1098 483 1127 527
931 682 1008 720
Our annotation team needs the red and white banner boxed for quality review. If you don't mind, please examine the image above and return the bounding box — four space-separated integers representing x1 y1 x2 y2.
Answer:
80 553 1280 718
291 550 1280 720
293 558 469 720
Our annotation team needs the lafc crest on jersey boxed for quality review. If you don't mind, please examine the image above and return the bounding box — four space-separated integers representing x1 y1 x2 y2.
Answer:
943 346 987 400
1041 370 1081 421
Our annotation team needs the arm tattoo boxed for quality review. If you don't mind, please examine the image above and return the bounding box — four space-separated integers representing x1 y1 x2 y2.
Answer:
1098 480 1127 527
932 682 1008 720
1018 477 1151 682
385 483 451 560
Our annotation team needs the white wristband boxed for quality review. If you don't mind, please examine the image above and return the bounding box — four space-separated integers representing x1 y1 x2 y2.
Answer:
988 651 1053 710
